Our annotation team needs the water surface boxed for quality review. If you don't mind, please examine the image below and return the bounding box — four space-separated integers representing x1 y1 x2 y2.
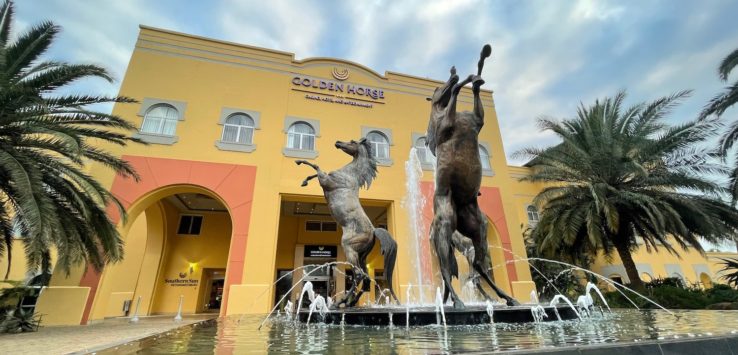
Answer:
101 309 738 354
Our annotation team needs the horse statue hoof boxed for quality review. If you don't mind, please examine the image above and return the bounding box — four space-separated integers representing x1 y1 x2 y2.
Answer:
453 300 466 310
300 181 308 187
506 298 520 307
295 160 304 165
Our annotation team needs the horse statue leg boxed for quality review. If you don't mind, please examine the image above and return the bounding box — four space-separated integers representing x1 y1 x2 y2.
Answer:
300 174 318 187
459 202 519 306
431 192 464 309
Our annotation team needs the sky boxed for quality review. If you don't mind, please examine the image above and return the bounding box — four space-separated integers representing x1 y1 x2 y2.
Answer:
13 0 738 165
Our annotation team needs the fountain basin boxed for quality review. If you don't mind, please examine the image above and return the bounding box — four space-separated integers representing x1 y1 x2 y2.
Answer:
296 305 579 325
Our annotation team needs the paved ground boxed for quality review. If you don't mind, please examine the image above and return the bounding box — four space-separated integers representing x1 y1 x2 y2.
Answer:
0 314 217 355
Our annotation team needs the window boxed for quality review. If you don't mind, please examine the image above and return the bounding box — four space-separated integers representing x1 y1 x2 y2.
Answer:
366 131 390 159
609 275 624 285
479 145 491 170
305 220 338 232
287 122 316 151
221 113 254 144
415 137 431 164
526 205 540 225
141 104 179 136
177 215 203 235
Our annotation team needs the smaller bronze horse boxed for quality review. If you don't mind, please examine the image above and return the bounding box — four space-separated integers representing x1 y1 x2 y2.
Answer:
296 138 399 307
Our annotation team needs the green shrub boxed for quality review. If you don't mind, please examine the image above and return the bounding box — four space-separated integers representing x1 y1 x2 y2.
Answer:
603 279 738 309
0 308 40 333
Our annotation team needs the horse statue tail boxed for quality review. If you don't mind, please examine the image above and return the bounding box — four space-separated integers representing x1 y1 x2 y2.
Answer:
373 227 400 304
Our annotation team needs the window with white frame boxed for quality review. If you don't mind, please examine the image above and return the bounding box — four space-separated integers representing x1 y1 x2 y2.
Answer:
221 113 254 144
140 104 179 136
526 205 540 225
287 122 316 151
479 145 491 170
415 137 431 164
366 131 390 159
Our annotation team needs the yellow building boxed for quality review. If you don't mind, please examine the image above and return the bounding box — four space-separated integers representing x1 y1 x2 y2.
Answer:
3 26 735 326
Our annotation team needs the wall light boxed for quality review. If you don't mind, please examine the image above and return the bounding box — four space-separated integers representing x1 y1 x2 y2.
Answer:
189 262 197 274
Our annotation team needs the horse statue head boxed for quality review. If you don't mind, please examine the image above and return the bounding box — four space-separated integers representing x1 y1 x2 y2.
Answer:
426 66 460 156
334 138 377 189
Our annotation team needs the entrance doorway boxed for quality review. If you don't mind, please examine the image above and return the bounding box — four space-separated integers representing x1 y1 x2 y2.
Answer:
274 197 392 307
200 268 226 312
301 259 335 308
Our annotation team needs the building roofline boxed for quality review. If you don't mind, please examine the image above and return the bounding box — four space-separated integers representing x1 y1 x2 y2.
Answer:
138 25 494 94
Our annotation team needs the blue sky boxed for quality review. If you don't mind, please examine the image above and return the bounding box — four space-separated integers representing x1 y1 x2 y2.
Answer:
13 0 738 167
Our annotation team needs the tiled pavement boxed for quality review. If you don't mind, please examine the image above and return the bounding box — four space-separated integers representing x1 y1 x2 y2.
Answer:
0 314 216 355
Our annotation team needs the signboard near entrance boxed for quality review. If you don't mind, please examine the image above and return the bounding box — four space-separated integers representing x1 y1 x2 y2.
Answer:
304 245 337 258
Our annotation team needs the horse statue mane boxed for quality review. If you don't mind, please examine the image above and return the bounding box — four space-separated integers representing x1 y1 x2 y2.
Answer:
354 139 378 189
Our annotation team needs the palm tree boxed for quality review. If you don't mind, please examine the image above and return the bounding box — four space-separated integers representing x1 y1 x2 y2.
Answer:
519 90 738 290
719 258 738 288
701 47 738 201
0 0 140 280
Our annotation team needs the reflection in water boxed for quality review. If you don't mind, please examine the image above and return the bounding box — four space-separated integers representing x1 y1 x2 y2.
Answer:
100 310 738 354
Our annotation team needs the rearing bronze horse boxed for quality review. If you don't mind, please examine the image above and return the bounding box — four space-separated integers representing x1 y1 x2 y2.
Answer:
427 44 519 308
296 138 399 307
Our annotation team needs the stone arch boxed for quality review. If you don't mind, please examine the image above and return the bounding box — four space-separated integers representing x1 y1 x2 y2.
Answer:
79 155 256 324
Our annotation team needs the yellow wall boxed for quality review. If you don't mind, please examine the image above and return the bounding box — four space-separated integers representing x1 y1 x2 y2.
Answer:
0 240 31 286
150 200 232 314
34 287 90 326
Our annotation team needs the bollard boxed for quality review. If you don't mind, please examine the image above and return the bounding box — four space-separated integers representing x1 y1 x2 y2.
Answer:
174 295 184 322
130 296 142 323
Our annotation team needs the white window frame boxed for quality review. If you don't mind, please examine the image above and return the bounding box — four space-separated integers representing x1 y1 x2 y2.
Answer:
478 142 494 176
287 122 316 151
366 131 390 160
283 117 320 159
134 98 186 145
141 104 179 136
221 114 255 144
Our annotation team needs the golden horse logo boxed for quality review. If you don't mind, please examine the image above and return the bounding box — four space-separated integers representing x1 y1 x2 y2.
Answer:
332 67 349 81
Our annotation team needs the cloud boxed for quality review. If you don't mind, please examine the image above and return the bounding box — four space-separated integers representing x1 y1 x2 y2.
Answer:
13 0 180 105
12 0 738 167
217 0 328 58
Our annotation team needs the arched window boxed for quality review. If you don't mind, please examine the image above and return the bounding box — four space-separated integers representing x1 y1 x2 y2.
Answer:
414 137 431 164
141 104 179 136
366 131 390 159
479 145 491 170
287 122 315 150
526 205 540 225
221 113 255 144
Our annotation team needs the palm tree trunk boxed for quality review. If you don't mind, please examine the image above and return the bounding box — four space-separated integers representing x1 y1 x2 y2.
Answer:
613 240 644 291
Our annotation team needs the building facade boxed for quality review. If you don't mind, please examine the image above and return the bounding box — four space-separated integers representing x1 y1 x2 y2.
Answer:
1 26 734 326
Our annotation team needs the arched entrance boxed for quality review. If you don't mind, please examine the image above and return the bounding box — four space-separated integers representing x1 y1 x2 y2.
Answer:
78 156 256 324
91 186 233 318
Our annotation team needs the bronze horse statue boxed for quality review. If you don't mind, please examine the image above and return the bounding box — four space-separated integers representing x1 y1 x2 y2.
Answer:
426 44 519 308
296 138 399 307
